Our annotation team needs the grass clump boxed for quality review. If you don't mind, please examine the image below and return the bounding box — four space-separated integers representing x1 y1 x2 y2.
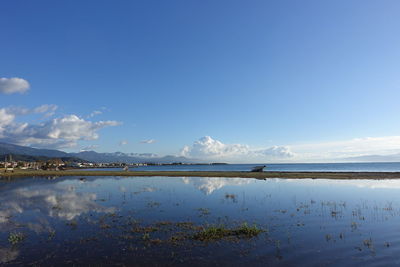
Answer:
8 232 25 245
193 223 263 241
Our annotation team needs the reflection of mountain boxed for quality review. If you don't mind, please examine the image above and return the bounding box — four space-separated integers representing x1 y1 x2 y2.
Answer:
0 183 114 230
181 177 251 195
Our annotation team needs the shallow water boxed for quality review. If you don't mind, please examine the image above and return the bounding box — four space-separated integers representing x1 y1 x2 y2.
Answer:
1 176 400 265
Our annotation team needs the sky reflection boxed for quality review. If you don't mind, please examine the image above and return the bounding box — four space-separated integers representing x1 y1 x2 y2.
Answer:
1 176 400 265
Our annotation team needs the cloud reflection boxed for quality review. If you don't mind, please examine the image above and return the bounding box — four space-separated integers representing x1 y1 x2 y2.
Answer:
181 177 251 195
0 183 114 230
0 247 19 264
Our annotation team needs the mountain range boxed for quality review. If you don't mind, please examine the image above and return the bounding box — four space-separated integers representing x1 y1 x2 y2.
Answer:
0 142 199 163
342 153 400 162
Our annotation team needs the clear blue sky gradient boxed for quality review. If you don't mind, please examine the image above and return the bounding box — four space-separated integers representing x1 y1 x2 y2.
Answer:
1 0 400 155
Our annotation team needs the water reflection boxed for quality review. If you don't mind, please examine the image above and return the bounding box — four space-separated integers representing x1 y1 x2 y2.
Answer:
283 178 400 189
1 176 400 266
181 177 251 195
0 180 114 231
0 247 19 264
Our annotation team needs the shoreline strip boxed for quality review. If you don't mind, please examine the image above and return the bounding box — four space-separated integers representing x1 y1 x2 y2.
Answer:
1 170 400 179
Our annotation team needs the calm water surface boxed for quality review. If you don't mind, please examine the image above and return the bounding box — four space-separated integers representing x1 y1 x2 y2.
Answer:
1 176 400 266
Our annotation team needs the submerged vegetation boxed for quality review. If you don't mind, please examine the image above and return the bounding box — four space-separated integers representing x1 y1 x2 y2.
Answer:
193 223 264 241
8 232 25 245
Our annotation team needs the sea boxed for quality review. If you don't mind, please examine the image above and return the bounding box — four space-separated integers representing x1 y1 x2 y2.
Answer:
82 162 400 172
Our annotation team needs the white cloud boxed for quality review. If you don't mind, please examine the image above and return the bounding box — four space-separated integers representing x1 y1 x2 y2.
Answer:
257 146 295 158
0 106 121 148
119 140 128 146
0 77 30 94
181 136 249 158
181 136 294 162
0 105 58 117
0 109 15 130
88 110 102 118
33 104 58 117
182 135 400 163
140 139 156 144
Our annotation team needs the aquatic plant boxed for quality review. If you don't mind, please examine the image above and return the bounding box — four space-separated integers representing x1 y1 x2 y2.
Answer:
48 229 56 240
150 238 162 245
197 208 210 216
325 234 332 242
132 226 159 233
66 220 78 229
147 201 161 208
175 222 196 230
8 232 25 245
225 193 237 202
363 238 373 249
100 223 111 229
339 233 344 239
192 223 263 241
142 233 150 241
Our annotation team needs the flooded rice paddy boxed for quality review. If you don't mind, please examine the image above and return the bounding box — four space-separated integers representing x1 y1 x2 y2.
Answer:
1 176 400 266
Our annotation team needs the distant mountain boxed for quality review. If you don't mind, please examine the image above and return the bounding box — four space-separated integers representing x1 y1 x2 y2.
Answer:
0 154 84 163
0 142 69 158
0 142 199 164
71 151 200 164
342 153 400 162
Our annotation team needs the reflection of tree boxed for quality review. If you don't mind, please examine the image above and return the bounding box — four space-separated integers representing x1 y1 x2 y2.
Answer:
181 177 251 195
0 184 115 231
0 247 19 264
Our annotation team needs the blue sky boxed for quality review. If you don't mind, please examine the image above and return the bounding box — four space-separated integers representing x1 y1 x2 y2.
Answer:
1 0 400 162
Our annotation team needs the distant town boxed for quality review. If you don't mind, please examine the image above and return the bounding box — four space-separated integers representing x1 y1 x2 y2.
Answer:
0 154 227 172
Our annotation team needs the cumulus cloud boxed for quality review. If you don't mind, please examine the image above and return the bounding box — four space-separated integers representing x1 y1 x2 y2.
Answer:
0 77 30 94
0 106 121 148
181 136 250 159
182 135 400 162
257 146 295 158
0 109 15 130
181 136 294 162
140 139 156 144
